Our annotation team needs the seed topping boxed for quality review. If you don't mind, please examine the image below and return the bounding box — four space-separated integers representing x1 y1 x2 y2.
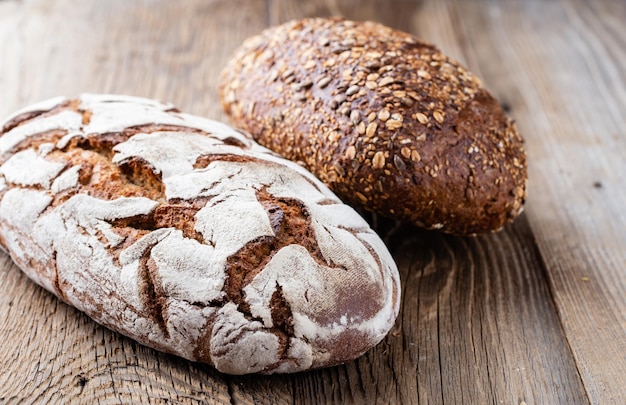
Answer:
366 122 378 138
372 151 385 169
415 112 429 124
317 76 331 88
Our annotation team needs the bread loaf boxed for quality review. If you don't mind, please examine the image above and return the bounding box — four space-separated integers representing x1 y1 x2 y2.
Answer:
0 94 400 374
219 18 527 235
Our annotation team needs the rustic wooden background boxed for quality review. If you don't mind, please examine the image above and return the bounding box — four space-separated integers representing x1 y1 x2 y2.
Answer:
0 0 624 404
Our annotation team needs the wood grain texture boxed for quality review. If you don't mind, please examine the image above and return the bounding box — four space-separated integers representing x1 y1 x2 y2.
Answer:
442 2 626 403
0 0 623 404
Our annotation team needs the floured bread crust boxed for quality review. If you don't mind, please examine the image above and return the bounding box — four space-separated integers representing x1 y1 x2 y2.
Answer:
0 94 400 374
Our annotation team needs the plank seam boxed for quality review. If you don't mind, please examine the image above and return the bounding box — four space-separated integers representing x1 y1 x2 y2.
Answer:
520 215 591 404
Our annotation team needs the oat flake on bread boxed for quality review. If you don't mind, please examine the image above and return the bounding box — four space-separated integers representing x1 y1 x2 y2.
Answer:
0 94 400 374
219 17 528 235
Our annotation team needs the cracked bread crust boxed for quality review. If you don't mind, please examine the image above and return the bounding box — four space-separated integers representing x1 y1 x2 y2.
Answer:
219 18 527 235
0 94 400 374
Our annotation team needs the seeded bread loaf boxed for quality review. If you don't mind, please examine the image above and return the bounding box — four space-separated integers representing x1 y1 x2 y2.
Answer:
0 94 400 374
219 18 527 235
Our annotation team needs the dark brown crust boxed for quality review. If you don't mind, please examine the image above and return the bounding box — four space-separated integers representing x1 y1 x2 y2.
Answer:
219 17 527 235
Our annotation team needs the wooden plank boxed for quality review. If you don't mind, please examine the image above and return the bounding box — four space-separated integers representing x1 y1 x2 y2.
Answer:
0 0 266 120
442 1 626 403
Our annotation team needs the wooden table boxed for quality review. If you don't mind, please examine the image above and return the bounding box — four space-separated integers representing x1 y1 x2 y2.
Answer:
0 0 624 403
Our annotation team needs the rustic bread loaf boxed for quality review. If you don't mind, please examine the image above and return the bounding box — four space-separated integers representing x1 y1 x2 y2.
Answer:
219 18 527 235
0 94 400 374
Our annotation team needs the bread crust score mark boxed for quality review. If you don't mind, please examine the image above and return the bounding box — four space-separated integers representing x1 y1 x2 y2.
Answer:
0 94 400 374
219 17 528 235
